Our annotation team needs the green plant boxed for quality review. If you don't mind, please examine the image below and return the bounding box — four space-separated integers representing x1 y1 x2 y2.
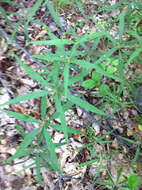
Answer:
81 71 101 89
126 173 142 190
0 0 142 185
96 169 142 190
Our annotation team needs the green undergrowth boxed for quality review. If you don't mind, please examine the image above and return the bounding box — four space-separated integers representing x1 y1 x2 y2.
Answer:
0 0 142 188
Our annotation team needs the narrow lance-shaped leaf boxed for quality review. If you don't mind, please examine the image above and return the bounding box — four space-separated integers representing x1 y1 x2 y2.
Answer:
118 11 125 42
35 155 42 182
50 124 85 134
0 90 50 107
45 0 63 30
15 123 26 138
67 93 106 116
44 128 62 172
33 54 67 62
27 0 43 25
41 95 47 120
0 109 41 123
76 0 86 17
5 127 40 162
126 48 142 69
14 54 48 87
16 162 35 174
64 63 69 98
29 39 74 46
55 94 68 143
78 31 106 43
10 19 23 42
93 162 103 182
0 6 12 26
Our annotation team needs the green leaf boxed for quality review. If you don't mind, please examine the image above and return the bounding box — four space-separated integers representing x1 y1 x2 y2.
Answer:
78 159 98 167
95 181 113 186
0 90 50 107
55 94 68 143
43 128 62 172
116 167 123 184
71 48 121 81
106 170 115 185
69 68 91 85
100 63 106 70
35 155 42 182
15 123 26 138
59 0 76 6
27 0 43 24
5 128 40 162
17 162 35 174
0 109 41 123
119 11 125 42
78 31 106 43
29 39 74 46
126 48 142 68
41 95 47 120
138 124 142 131
119 136 139 145
107 65 117 74
82 79 95 89
99 84 111 96
93 161 103 182
50 124 85 134
45 0 63 30
10 19 23 42
64 63 69 98
67 93 106 116
0 6 12 26
76 0 86 17
91 18 116 46
14 54 48 87
92 71 101 84
127 173 140 190
33 54 67 62
112 59 119 66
